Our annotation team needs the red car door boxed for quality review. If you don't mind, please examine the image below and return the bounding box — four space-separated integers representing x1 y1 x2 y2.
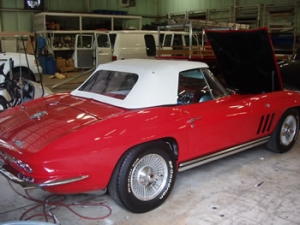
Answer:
176 68 265 162
181 94 254 161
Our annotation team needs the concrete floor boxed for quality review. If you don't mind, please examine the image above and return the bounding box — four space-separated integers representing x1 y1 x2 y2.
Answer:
1 72 300 224
41 70 92 93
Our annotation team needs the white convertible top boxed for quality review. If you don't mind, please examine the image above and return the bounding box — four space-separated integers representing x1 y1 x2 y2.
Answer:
71 59 208 109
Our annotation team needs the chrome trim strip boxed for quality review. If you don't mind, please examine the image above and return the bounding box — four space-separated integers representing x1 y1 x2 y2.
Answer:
178 136 270 172
0 166 89 189
39 175 89 187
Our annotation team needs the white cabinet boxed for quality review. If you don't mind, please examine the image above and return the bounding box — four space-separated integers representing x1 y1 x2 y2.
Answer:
33 12 142 60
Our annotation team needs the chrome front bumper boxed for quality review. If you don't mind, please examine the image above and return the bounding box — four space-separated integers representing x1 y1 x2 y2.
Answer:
0 165 89 190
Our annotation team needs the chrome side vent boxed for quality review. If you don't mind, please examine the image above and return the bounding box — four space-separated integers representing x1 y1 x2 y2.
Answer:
257 113 275 134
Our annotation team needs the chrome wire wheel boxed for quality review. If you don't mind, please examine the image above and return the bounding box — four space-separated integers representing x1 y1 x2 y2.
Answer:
108 141 176 213
280 115 297 146
130 153 168 201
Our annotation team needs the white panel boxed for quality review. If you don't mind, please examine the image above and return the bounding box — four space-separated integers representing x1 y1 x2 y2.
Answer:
1 40 17 52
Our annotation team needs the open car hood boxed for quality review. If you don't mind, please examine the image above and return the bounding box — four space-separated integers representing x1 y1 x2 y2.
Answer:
206 27 283 93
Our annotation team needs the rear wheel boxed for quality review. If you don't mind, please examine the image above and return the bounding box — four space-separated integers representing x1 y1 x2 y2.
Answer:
108 141 176 213
267 109 299 153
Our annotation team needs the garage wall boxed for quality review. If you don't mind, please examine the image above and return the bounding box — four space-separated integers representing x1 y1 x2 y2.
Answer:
157 0 299 23
0 0 299 32
157 0 298 14
88 0 156 29
238 0 296 4
158 0 232 15
0 12 32 32
0 0 156 32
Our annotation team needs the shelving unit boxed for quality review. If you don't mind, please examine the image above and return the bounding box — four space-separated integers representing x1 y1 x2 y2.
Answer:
207 7 234 24
263 3 297 55
33 12 142 66
33 12 142 31
235 5 261 29
166 18 249 30
36 30 80 59
166 2 299 57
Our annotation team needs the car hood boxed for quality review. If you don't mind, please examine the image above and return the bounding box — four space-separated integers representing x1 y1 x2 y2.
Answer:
0 93 127 153
206 27 283 93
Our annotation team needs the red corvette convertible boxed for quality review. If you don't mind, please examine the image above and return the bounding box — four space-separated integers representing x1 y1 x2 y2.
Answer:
0 28 300 213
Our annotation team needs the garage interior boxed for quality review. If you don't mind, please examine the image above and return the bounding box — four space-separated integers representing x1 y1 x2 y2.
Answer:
1 0 300 224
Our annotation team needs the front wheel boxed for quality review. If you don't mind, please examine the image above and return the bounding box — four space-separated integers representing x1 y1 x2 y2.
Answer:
108 141 176 213
13 69 35 81
267 109 299 153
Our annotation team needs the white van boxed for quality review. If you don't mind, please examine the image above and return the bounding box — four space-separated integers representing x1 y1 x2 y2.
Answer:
73 31 112 69
109 30 200 60
73 30 199 68
109 30 158 61
73 30 159 68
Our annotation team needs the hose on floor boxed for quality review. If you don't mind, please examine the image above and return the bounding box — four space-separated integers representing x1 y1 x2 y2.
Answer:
8 181 112 224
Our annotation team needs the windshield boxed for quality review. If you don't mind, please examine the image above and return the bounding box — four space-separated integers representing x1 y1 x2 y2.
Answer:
79 70 138 100
177 68 229 104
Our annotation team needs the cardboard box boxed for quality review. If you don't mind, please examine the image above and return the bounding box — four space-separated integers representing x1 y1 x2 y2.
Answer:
56 57 66 70
56 57 77 72
66 58 74 68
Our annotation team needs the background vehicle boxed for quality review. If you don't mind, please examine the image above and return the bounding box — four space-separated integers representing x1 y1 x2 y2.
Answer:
109 30 158 60
0 61 52 111
0 52 42 81
73 30 198 68
0 33 49 111
73 31 112 69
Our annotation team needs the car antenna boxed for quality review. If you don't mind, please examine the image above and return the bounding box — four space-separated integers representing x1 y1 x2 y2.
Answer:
17 35 25 109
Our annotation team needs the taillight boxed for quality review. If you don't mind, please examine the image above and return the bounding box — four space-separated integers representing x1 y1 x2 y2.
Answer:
14 159 33 173
112 56 117 61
